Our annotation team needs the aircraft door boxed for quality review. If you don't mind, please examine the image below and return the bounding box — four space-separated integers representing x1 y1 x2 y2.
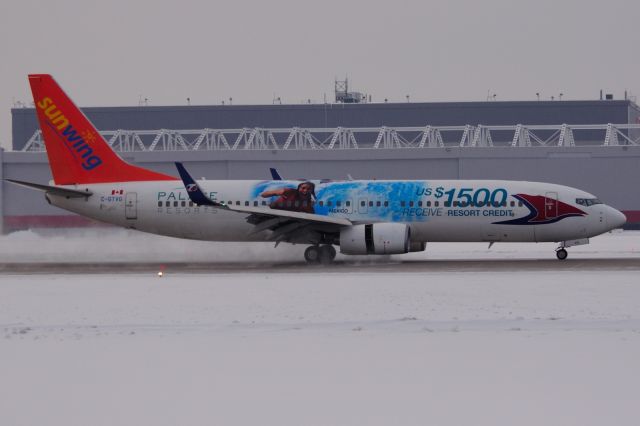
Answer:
358 198 368 214
544 192 558 219
125 192 138 219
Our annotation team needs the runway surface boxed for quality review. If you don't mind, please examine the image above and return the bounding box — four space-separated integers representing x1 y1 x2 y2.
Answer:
1 257 639 274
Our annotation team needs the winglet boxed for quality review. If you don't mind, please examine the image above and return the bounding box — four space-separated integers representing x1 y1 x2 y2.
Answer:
174 162 219 207
270 168 283 180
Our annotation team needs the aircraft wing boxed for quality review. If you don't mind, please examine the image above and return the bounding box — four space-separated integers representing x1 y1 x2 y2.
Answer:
175 162 351 244
5 179 93 198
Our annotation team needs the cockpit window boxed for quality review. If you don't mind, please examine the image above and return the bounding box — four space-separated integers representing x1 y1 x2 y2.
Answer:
576 198 603 206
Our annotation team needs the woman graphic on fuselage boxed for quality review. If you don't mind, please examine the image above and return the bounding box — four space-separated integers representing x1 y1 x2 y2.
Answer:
260 181 316 214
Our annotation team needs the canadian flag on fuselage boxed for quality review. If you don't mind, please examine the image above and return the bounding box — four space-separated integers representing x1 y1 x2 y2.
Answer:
28 74 175 185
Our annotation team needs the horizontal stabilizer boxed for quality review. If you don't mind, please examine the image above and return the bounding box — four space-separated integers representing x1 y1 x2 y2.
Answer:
5 179 92 198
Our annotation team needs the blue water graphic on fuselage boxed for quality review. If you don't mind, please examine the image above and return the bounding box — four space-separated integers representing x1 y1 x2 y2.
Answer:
249 180 431 222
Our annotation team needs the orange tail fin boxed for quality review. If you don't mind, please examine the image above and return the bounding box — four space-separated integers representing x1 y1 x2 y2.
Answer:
28 74 175 184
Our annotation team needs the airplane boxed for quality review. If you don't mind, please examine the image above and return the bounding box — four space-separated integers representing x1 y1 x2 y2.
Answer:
6 74 627 264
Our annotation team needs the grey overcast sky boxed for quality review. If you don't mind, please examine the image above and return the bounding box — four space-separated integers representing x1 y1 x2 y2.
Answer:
1 0 639 149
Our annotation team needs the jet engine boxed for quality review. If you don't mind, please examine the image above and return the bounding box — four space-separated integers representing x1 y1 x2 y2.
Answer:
340 223 417 255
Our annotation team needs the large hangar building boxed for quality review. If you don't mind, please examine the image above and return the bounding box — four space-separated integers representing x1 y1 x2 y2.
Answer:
2 96 640 232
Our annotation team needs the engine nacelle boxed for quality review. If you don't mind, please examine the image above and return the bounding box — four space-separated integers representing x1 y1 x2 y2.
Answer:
340 223 411 255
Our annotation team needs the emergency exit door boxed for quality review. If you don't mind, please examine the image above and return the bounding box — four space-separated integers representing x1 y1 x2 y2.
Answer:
125 192 137 219
544 192 558 219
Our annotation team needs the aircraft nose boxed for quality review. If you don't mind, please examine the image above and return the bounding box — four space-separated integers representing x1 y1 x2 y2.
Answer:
607 207 626 229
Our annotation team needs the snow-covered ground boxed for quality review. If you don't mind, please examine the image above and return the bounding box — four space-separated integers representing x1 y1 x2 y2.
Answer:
1 230 639 425
0 228 639 263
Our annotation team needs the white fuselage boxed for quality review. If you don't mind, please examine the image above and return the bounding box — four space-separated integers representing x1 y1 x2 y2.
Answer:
46 179 624 244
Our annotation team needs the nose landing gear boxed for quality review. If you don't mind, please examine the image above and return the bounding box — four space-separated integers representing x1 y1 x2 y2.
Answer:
555 248 568 260
304 245 336 264
554 238 589 261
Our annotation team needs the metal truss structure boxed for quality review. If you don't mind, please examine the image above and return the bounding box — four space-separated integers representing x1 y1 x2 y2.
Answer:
20 124 640 152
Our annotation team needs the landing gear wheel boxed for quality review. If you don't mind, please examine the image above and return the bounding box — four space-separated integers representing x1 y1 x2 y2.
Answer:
304 246 321 264
319 245 337 264
556 248 568 260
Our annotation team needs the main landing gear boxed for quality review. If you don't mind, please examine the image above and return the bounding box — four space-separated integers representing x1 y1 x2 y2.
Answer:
304 245 337 264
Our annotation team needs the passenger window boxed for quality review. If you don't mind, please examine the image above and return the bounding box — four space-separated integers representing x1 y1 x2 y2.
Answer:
302 201 307 207
401 201 406 207
181 201 186 207
189 201 194 207
319 201 324 206
166 201 170 207
434 201 439 207
253 201 258 207
294 200 300 207
510 201 515 207
501 202 507 207
262 201 267 206
361 201 365 207
346 201 351 207
158 201 162 207
384 201 389 207
369 201 373 207
328 200 333 207
444 201 451 207
418 201 423 207
427 201 431 207
235 201 240 205
173 201 178 207
286 201 292 207
376 201 381 207
518 201 523 207
409 201 414 207
244 201 249 206
337 201 342 207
